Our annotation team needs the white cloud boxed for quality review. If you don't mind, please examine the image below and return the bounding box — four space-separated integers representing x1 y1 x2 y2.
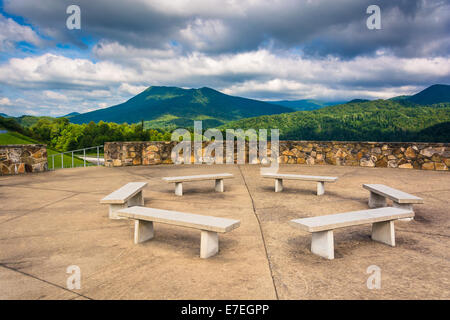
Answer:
43 90 68 101
179 18 231 51
119 83 147 95
147 0 247 17
0 53 135 88
0 14 43 51
0 97 13 105
0 45 449 116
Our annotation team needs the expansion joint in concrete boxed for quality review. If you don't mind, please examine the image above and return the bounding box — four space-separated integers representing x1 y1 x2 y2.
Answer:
237 165 279 300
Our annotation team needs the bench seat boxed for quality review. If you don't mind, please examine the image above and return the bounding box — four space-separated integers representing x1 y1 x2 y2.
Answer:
117 206 241 258
262 173 338 195
162 173 234 196
290 207 414 259
363 184 423 218
100 182 147 219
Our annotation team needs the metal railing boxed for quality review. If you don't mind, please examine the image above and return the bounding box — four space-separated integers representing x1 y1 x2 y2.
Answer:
49 145 104 170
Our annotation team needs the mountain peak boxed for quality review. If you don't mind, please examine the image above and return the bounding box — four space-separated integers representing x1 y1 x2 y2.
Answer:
409 84 450 104
69 86 293 127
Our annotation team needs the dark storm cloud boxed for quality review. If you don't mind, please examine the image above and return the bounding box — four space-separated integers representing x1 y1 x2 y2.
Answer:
4 0 450 58
3 0 186 49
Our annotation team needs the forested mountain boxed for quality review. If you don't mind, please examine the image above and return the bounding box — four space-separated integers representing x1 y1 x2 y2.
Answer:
2 84 450 145
69 86 293 127
220 100 450 142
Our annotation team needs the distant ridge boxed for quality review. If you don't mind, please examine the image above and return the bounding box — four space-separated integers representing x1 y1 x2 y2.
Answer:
69 86 293 127
347 99 370 104
268 99 344 111
60 112 80 118
407 84 450 105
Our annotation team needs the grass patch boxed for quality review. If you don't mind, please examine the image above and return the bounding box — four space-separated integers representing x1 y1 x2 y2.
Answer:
0 131 37 144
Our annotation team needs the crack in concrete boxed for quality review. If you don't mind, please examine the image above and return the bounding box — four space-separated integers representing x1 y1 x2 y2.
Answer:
0 224 128 241
237 165 279 300
0 264 93 300
0 184 112 194
0 193 80 226
396 228 450 238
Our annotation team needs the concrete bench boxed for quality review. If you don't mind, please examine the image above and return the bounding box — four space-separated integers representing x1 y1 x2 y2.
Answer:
290 207 414 259
261 173 338 195
100 182 147 219
363 184 424 212
117 206 240 258
162 173 234 196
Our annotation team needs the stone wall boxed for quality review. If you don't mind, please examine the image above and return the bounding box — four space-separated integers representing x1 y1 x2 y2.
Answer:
0 144 48 175
105 141 176 167
279 141 449 170
104 141 450 171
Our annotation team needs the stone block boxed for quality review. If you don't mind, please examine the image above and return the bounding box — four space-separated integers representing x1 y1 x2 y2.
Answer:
422 162 435 170
435 162 448 171
375 157 388 167
360 157 375 167
405 146 417 159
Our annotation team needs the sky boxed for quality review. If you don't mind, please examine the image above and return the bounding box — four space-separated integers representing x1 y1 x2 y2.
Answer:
0 0 449 117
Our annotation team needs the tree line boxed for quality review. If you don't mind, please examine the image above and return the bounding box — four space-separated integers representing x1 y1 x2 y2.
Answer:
1 116 172 152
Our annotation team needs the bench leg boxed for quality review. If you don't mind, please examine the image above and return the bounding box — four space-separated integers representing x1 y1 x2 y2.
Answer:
200 230 219 259
368 192 387 208
134 220 154 244
108 203 127 220
129 191 144 206
311 230 334 260
393 202 414 221
275 179 283 192
175 182 183 196
215 179 224 192
372 220 395 247
317 182 325 196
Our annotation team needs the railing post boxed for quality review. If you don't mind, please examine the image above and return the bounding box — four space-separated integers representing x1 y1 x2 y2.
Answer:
97 146 100 166
83 149 86 167
72 151 74 168
52 155 54 170
61 153 64 169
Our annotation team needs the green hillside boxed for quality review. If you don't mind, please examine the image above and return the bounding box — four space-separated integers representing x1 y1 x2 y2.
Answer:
220 100 450 142
0 131 37 145
347 99 371 103
69 86 293 127
15 115 55 127
389 95 411 102
0 113 54 128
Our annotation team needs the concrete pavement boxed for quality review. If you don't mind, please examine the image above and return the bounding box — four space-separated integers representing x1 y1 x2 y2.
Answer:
0 164 449 299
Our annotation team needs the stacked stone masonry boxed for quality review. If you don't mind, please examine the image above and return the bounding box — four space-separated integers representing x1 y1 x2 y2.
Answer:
279 141 449 171
104 141 449 171
105 141 450 170
0 144 48 175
